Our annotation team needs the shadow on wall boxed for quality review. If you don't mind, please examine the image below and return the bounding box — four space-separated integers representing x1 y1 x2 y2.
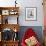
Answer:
18 26 43 43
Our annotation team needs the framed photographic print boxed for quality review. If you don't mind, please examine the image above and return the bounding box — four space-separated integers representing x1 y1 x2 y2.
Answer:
2 10 9 15
25 7 37 21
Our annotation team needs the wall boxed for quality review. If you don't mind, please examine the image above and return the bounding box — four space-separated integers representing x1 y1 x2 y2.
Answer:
18 0 44 26
0 0 44 26
0 0 15 7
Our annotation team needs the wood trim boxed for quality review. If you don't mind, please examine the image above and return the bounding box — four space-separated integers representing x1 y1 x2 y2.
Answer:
0 7 19 10
43 0 46 26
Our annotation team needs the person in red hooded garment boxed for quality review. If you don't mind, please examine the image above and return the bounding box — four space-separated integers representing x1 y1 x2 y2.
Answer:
21 28 41 46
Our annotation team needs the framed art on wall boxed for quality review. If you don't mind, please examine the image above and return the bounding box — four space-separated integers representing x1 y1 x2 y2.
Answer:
25 7 37 21
2 10 9 15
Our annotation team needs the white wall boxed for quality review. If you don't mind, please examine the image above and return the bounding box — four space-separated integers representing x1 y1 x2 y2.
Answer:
0 0 44 26
18 0 44 26
0 0 15 7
